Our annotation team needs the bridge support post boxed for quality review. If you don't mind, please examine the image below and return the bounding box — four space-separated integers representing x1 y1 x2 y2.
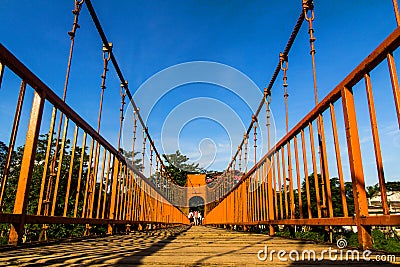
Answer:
269 225 275 236
8 92 44 245
341 86 372 250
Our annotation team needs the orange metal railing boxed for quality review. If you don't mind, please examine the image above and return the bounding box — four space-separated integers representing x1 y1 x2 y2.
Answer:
0 44 189 245
204 27 400 250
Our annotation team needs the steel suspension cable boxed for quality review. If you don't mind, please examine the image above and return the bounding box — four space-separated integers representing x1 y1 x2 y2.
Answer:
132 109 138 163
393 0 400 27
84 0 176 185
118 81 127 151
252 115 258 164
37 1 85 240
244 134 248 173
303 0 333 218
280 53 289 133
264 89 272 151
98 44 112 133
226 10 305 175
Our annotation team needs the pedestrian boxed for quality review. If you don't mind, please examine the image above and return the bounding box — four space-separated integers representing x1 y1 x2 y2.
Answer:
188 211 194 225
197 211 202 225
194 211 199 225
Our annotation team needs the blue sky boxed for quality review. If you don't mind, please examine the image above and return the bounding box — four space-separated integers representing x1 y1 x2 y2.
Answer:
0 1 399 186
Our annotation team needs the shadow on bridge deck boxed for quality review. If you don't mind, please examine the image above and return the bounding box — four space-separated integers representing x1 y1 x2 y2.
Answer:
0 226 189 267
0 226 398 266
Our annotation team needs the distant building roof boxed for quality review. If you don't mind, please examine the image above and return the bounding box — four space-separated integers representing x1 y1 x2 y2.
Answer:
368 191 400 215
370 191 400 203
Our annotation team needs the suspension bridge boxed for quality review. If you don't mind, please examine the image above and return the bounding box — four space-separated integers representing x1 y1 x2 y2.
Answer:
0 0 400 266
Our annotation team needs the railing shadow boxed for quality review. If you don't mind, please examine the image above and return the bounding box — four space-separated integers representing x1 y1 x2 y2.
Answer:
0 226 190 266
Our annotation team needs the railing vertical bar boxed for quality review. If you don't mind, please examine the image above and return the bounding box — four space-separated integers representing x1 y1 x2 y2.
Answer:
281 146 289 219
329 103 348 217
341 86 372 250
63 125 79 217
51 117 69 216
294 136 303 219
387 53 400 129
255 169 260 222
309 122 322 218
127 171 133 221
120 165 125 220
276 151 283 219
261 163 267 221
364 73 389 215
0 61 4 88
37 108 57 216
267 157 275 235
74 132 86 218
287 141 295 219
272 154 278 220
318 115 333 218
82 139 95 218
301 129 312 219
0 80 26 211
249 175 254 222
123 166 129 220
9 91 44 245
102 151 112 219
107 156 120 234
392 0 400 27
88 143 102 219
96 148 107 218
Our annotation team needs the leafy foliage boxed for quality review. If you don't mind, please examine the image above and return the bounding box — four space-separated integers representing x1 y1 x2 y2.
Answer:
162 150 202 186
122 150 142 169
304 174 354 217
0 134 110 244
372 228 400 253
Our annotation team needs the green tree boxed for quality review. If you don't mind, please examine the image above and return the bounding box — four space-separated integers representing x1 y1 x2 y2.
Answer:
298 174 354 218
162 150 201 186
367 183 380 198
329 177 355 217
0 141 7 175
122 150 142 169
0 134 96 243
386 181 400 191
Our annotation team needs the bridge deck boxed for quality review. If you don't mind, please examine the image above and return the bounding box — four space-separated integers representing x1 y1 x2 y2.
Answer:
0 226 397 266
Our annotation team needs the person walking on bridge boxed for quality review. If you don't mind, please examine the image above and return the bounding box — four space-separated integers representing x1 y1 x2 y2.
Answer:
197 211 202 225
188 211 194 225
194 211 199 225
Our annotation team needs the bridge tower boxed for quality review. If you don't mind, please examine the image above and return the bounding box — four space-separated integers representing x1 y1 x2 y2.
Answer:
186 174 207 214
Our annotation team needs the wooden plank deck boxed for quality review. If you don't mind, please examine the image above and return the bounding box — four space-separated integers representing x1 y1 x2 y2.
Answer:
0 226 398 266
